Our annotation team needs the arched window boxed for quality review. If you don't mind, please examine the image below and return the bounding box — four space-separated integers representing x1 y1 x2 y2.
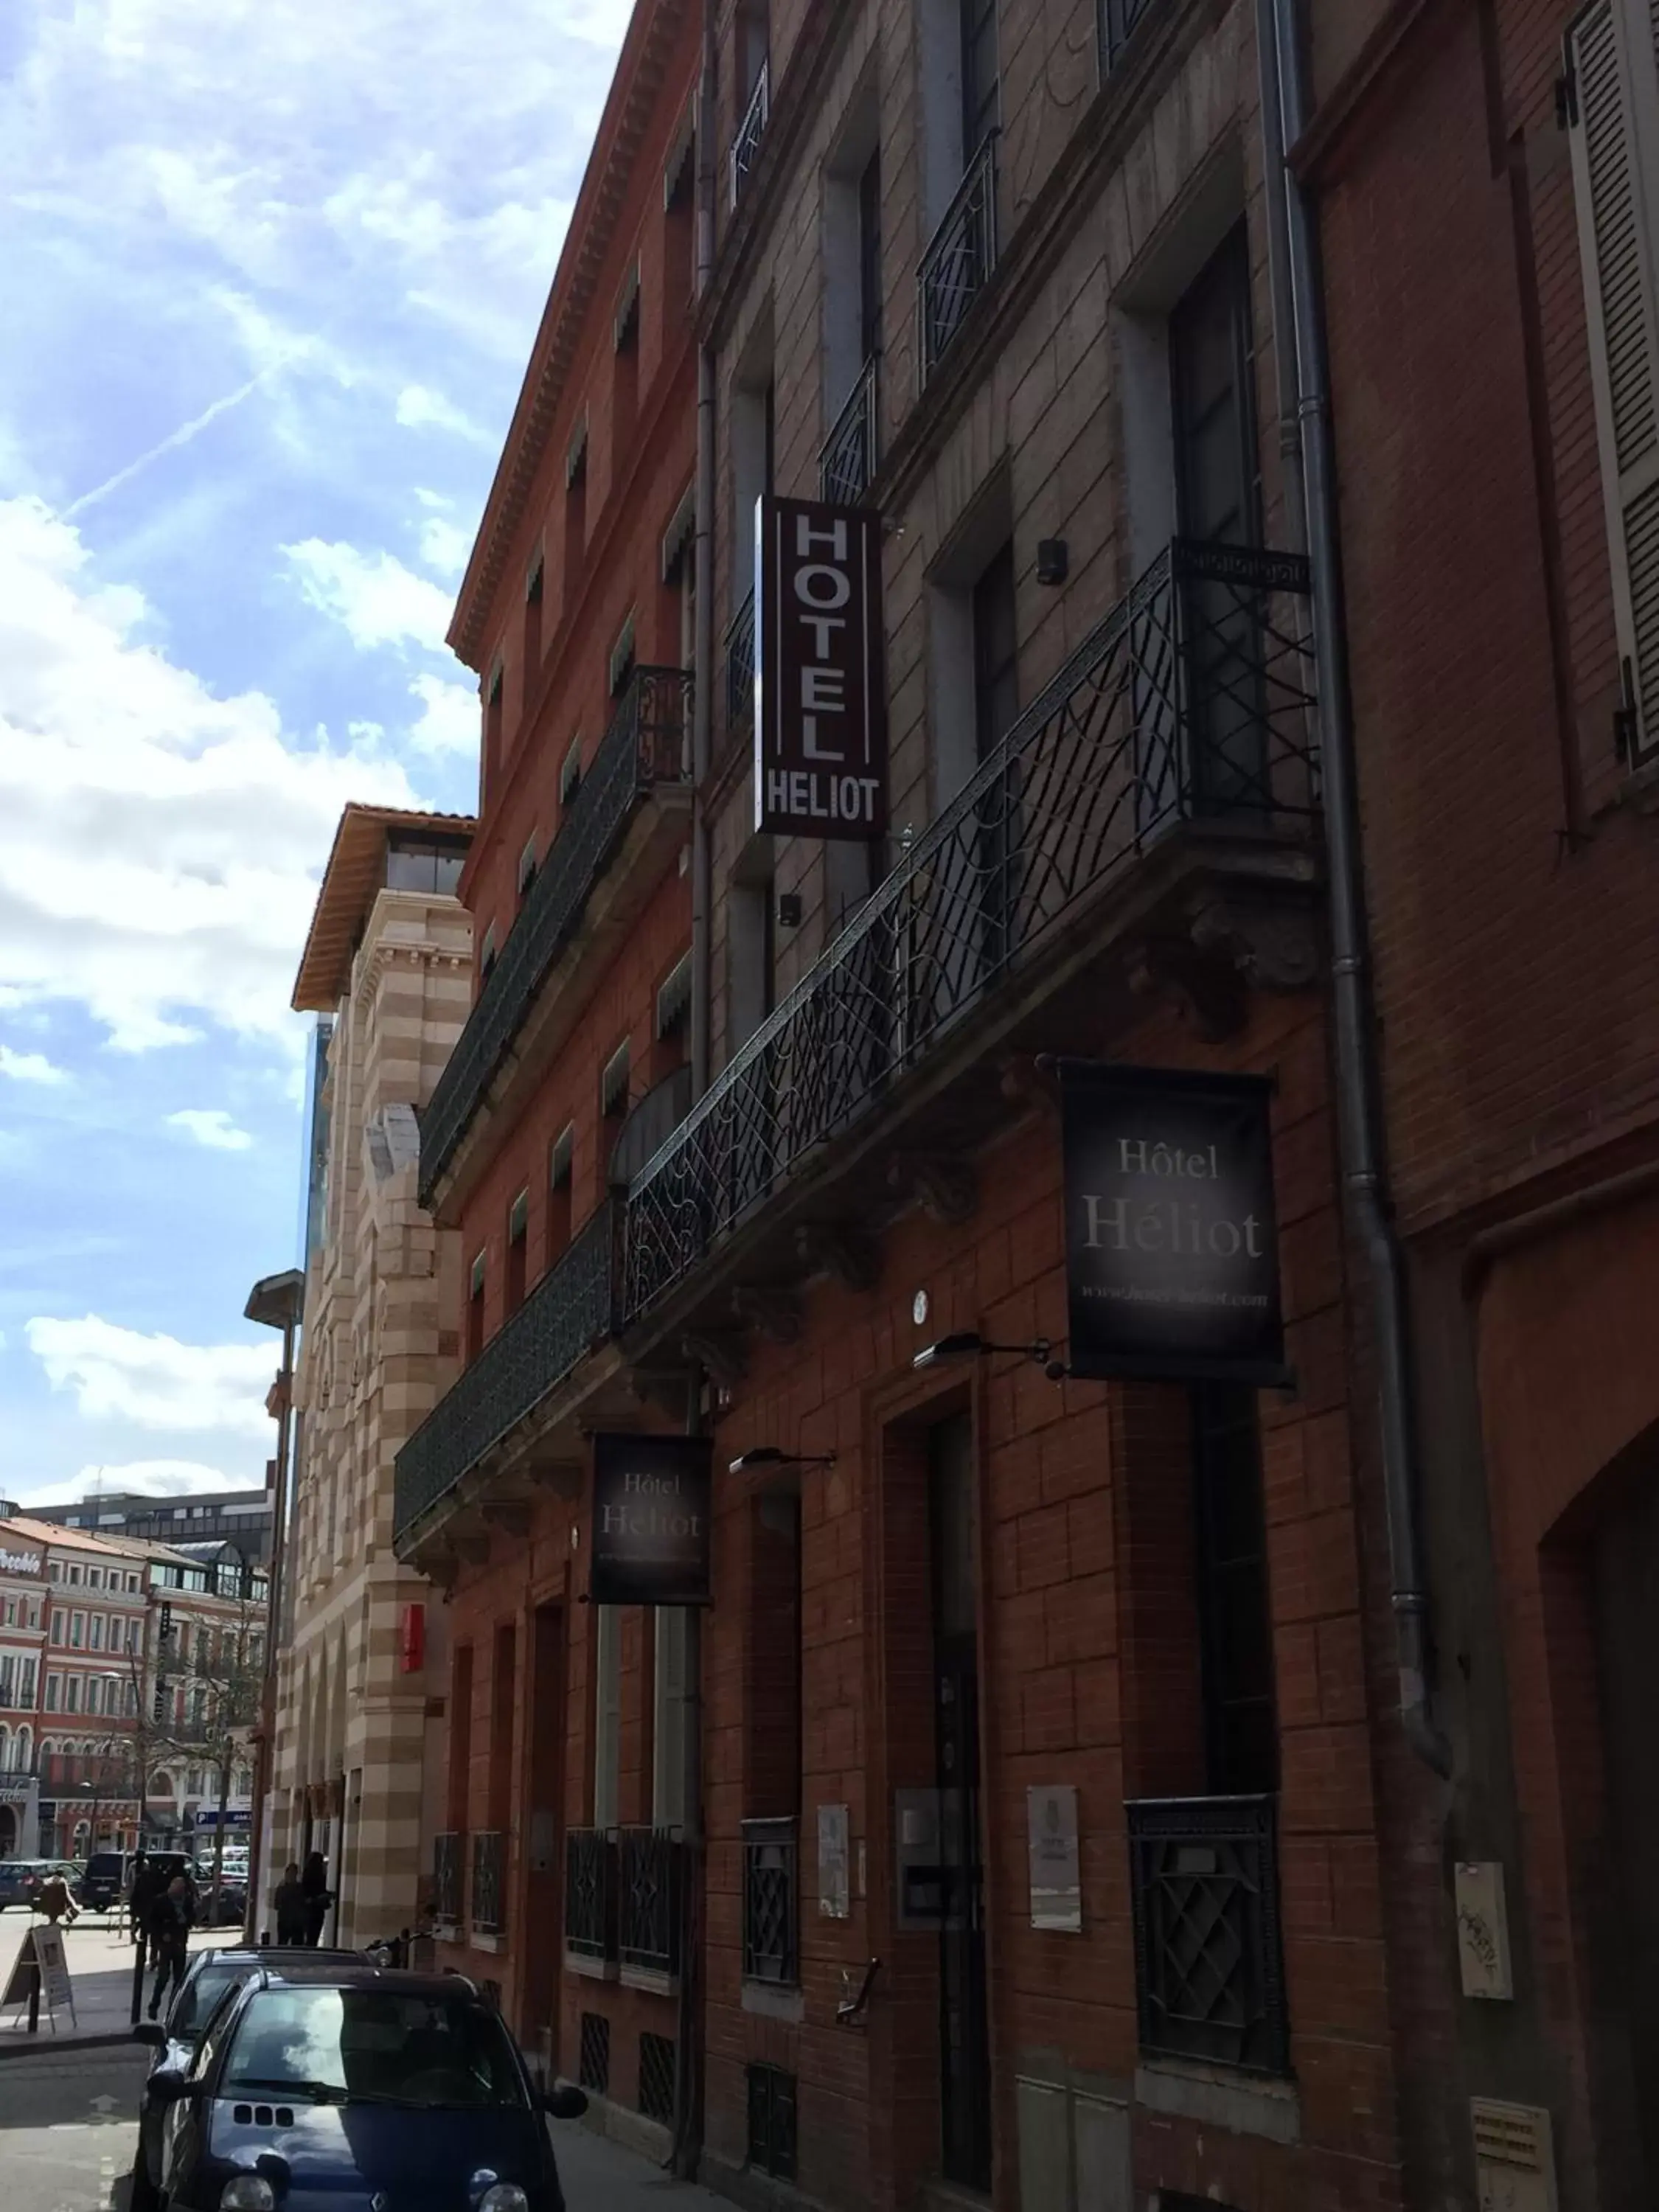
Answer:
14 1728 31 1773
0 1727 9 1771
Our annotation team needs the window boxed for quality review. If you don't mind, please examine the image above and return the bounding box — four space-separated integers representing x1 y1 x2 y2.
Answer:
45 1674 60 1712
125 1677 138 1716
655 950 693 1057
0 1655 13 1706
88 1568 102 1590
506 1189 529 1317
484 665 505 806
66 1674 80 1713
593 1604 621 1828
49 1562 61 1583
549 1124 575 1264
564 415 589 613
961 0 998 156
600 1039 631 1121
69 1565 82 1587
479 923 498 987
69 1612 84 1649
1565 0 1659 762
89 1613 103 1651
86 1677 102 1715
108 1614 119 1647
608 610 637 699
860 151 883 365
51 1609 64 1644
972 540 1019 762
525 552 545 678
518 835 538 905
13 1728 29 1775
127 1619 141 1654
387 840 467 895
560 735 583 810
18 1659 34 1707
467 1251 487 1364
614 259 641 446
128 1574 139 1594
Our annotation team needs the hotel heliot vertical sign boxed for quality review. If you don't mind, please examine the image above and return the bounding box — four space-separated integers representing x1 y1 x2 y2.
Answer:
754 495 887 841
1060 1060 1288 1386
589 1433 713 1607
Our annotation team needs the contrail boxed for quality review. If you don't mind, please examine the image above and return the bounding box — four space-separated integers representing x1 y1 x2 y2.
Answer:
63 369 271 518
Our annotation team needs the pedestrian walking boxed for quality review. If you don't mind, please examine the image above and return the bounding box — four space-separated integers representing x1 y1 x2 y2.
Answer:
273 1861 307 1945
36 1868 77 1925
300 1851 333 1947
147 1872 194 2019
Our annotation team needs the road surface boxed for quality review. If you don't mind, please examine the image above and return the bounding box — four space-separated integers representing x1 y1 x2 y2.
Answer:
0 2042 144 2212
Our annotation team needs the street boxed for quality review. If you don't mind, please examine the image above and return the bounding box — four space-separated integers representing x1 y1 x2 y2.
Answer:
0 2044 145 2212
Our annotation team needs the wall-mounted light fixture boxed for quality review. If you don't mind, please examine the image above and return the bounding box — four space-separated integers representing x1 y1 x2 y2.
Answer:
912 1331 1068 1381
727 1447 838 1475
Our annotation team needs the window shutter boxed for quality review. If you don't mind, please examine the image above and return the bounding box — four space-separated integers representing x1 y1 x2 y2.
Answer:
1567 0 1659 757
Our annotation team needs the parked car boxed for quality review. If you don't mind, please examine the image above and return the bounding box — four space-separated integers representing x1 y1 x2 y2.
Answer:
80 1850 131 1913
134 1966 587 2212
128 1946 369 2212
0 1859 81 1911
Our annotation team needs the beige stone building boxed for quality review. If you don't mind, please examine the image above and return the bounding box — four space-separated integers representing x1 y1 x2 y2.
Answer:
268 804 474 1944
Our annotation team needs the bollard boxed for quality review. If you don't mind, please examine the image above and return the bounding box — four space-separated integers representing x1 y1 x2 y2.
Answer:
131 1938 148 2027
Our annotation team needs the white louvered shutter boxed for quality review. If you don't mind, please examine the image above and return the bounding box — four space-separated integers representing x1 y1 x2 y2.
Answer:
1568 0 1659 759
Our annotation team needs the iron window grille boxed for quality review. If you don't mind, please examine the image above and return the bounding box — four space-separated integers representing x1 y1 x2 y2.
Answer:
1126 1794 1290 2076
393 1199 621 1543
724 589 757 741
618 1826 684 1975
741 1817 799 1986
565 1825 619 1961
1099 0 1161 72
746 2062 798 2181
433 1830 463 1924
624 540 1316 1325
729 58 770 209
417 664 693 1205
470 1830 506 1935
818 355 880 507
578 2011 611 2096
638 2031 677 2126
919 133 998 385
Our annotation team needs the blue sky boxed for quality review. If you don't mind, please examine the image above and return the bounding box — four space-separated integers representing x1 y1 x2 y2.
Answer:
0 0 633 1506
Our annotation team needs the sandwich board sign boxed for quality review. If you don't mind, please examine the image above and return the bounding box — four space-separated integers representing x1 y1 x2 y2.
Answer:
1 1922 77 2034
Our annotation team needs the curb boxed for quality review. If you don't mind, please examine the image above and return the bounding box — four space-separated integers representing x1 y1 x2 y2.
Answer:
0 2030 141 2061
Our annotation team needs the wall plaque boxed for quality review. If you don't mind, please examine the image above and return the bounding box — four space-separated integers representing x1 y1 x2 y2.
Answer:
1026 1784 1082 1933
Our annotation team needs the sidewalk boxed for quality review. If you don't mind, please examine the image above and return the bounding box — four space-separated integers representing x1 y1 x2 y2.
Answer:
557 2124 728 2211
0 1916 234 2053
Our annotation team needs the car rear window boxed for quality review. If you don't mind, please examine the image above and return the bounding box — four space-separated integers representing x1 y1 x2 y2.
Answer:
86 1855 125 1878
223 1989 527 2110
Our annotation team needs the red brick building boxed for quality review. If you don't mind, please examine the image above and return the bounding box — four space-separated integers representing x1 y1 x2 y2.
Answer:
1298 1 1659 2205
392 0 704 2142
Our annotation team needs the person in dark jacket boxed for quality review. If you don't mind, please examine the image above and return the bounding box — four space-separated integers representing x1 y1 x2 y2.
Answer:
273 1863 307 1944
300 1851 333 1947
147 1873 194 2018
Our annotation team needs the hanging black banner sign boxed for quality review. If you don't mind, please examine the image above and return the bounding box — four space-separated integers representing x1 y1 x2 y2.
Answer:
588 1433 714 1607
754 494 888 841
1060 1061 1287 1385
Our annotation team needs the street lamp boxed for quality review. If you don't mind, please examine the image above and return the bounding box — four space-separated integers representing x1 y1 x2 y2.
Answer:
726 1447 837 1475
241 1267 305 1944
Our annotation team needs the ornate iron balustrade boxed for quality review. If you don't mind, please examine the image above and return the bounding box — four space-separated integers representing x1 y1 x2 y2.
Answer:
393 1200 619 1545
819 358 880 507
619 1825 684 1975
725 590 757 742
418 666 692 1206
624 540 1316 1324
729 59 770 209
471 1828 506 1935
1126 1794 1290 2076
433 1830 463 1924
741 1817 799 1985
1100 0 1161 69
566 1826 617 1960
919 135 998 385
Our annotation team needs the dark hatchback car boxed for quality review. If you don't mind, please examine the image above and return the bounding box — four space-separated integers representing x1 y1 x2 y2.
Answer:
138 1966 586 2212
131 1947 367 2212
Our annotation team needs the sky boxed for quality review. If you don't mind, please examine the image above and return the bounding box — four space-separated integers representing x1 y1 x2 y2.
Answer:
0 0 634 1509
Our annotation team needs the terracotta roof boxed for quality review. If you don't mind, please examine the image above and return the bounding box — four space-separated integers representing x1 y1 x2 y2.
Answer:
1 1515 155 1561
292 804 476 1013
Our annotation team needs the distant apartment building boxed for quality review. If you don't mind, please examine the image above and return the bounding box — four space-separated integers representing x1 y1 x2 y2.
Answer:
266 804 474 1945
0 1525 48 1856
31 1485 275 1565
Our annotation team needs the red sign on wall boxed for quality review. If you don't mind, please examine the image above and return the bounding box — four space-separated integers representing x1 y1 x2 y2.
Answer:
754 495 887 841
399 1603 425 1674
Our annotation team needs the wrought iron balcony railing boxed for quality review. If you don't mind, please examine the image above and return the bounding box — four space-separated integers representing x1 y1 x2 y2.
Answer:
919 135 998 386
619 1825 684 1976
624 540 1316 1324
724 589 756 742
741 1817 799 1986
1126 1794 1290 2076
433 1829 464 1924
471 1828 506 1935
1100 0 1161 71
730 60 770 209
392 1200 619 1545
819 358 880 507
418 666 692 1206
566 1825 617 1961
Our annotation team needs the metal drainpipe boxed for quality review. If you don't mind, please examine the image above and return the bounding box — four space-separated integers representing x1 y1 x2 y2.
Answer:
689 0 717 1101
1265 0 1453 1778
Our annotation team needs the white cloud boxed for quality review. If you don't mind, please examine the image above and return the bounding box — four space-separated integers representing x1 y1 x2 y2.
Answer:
19 1459 256 1508
417 514 473 580
166 1107 254 1152
397 385 490 444
284 537 455 655
0 1045 69 1085
26 1315 278 1439
407 671 478 757
0 495 421 1051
